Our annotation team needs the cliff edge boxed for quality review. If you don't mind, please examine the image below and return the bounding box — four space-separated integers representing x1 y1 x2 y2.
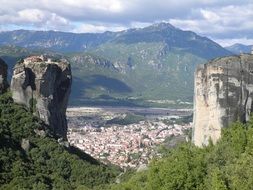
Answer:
193 54 253 146
0 58 8 94
11 55 72 139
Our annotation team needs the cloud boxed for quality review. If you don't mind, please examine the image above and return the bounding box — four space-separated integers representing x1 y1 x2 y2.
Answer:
72 21 153 33
73 23 127 33
169 3 253 45
60 0 124 12
0 7 71 31
18 9 46 23
2 0 248 24
0 0 253 45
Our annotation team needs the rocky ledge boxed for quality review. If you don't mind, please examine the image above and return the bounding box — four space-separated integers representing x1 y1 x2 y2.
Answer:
193 54 253 146
0 58 8 94
11 55 72 139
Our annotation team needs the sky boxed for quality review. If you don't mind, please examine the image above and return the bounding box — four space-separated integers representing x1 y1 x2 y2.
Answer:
0 0 253 46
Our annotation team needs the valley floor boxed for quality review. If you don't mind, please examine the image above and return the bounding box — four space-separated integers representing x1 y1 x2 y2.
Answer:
67 106 192 169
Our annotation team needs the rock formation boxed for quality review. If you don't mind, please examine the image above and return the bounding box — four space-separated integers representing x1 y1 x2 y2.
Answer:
11 55 72 139
0 58 8 94
193 54 253 147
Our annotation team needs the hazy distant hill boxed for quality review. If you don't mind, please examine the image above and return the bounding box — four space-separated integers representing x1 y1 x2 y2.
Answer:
0 30 115 52
0 23 232 107
225 43 253 54
0 23 230 58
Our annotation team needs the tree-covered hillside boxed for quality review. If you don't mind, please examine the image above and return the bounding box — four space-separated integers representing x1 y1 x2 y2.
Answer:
0 92 120 190
108 118 253 190
2 90 253 190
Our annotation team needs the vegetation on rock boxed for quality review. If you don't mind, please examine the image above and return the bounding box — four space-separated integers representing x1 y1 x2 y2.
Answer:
2 91 253 189
0 92 120 190
109 118 253 190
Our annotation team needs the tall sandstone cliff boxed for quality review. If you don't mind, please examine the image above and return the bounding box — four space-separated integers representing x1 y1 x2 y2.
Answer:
0 58 8 94
193 54 253 147
11 56 72 139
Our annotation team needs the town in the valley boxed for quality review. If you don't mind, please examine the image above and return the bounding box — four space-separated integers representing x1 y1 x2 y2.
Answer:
67 107 192 169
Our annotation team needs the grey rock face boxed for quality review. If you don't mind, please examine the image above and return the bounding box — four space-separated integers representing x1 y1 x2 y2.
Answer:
21 138 30 152
11 55 72 139
0 58 8 94
193 54 253 147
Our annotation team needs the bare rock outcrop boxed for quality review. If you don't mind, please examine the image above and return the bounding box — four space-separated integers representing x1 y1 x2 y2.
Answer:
0 58 8 94
193 54 253 147
11 55 72 139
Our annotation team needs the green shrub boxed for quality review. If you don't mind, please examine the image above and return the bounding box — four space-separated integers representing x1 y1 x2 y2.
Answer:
0 93 120 190
109 116 253 190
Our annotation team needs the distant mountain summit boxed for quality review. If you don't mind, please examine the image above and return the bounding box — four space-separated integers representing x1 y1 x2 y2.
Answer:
0 29 115 52
0 23 233 107
148 22 176 29
225 43 253 54
112 22 230 59
0 23 231 58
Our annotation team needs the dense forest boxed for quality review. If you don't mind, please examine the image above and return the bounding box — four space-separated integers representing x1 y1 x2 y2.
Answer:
109 119 253 189
0 92 119 190
1 91 253 189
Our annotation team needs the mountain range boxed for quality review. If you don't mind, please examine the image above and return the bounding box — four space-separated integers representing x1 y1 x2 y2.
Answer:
0 22 232 107
225 43 253 54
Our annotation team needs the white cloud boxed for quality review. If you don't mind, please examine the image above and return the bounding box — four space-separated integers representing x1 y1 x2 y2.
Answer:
200 10 220 23
59 0 124 12
129 22 151 29
0 0 253 45
0 8 71 31
170 3 253 42
73 23 126 33
18 9 45 23
1 0 242 24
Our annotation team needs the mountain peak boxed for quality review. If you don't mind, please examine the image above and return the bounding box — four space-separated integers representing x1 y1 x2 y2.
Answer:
146 22 176 31
225 43 253 54
152 22 175 28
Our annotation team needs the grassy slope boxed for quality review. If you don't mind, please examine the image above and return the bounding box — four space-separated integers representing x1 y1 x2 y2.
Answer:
68 42 205 107
0 43 205 108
